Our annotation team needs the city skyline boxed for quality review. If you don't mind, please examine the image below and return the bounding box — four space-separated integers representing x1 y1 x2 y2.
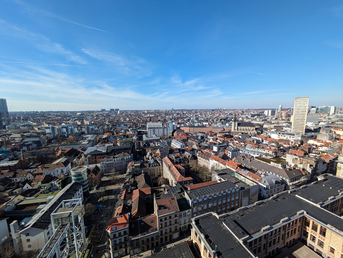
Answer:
1 1 343 111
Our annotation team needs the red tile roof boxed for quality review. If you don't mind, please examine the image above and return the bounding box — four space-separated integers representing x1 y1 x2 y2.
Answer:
186 181 218 190
106 214 129 232
162 157 193 182
289 149 304 157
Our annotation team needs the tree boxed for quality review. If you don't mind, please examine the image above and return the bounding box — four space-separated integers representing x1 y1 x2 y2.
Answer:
0 242 14 258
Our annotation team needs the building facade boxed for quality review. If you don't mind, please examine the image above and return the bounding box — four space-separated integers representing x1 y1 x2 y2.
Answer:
0 98 10 129
291 97 309 134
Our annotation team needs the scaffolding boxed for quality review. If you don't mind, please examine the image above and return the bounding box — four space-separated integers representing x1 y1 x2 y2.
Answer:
36 198 86 258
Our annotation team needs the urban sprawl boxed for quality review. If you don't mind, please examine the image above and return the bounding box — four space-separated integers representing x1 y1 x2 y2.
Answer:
0 97 343 258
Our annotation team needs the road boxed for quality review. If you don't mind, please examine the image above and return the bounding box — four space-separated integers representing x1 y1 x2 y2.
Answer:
88 174 126 258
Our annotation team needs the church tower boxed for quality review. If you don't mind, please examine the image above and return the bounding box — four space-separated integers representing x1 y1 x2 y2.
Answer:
232 114 238 132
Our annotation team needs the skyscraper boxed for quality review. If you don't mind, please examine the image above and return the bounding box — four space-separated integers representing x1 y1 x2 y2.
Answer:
0 98 10 129
291 97 309 134
278 105 282 112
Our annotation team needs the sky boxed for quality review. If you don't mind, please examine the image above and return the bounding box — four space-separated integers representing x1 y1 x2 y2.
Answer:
0 0 343 111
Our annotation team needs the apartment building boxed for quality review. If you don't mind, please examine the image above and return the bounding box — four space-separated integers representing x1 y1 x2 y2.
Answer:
16 182 83 252
100 153 133 173
128 214 159 255
191 180 343 258
184 181 243 217
154 194 180 245
106 214 129 258
162 157 193 187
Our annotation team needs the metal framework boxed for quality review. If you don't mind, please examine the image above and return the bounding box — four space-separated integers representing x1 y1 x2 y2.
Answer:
37 198 86 258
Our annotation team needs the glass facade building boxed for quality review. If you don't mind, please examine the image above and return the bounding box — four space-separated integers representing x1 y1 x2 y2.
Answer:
71 166 89 193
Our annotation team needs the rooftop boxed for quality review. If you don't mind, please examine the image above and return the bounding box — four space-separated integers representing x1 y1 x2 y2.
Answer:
156 195 179 216
195 215 254 257
223 192 343 239
188 181 237 200
295 174 343 204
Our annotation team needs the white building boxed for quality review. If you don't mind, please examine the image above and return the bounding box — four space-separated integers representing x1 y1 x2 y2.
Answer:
259 174 285 198
100 153 133 173
147 122 169 138
14 182 83 253
270 132 302 141
330 106 336 115
171 139 186 149
291 97 309 134
45 125 58 137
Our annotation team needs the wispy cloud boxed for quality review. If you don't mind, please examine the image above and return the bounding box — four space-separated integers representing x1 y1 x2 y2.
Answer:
82 48 147 74
0 64 231 111
331 4 343 17
325 40 343 48
42 12 112 34
170 76 210 93
0 20 86 64
11 0 111 34
242 90 270 95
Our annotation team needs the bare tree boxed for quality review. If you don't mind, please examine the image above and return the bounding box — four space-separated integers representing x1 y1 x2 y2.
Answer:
0 242 14 258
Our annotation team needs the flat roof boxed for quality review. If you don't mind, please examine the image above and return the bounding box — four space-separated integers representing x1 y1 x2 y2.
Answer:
223 193 343 239
296 175 343 204
18 198 48 206
195 215 254 257
215 169 255 187
188 181 237 199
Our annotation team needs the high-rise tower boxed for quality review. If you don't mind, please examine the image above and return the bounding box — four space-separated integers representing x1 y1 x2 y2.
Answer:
291 97 309 134
0 98 10 129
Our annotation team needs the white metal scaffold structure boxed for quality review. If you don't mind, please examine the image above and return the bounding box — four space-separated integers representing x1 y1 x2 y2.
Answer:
36 198 87 258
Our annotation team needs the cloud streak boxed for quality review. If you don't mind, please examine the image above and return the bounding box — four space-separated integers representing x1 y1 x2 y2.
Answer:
11 0 112 34
0 20 86 64
82 48 148 75
0 64 231 111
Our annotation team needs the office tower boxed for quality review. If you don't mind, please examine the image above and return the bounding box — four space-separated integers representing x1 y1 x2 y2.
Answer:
0 98 10 129
330 106 336 115
291 97 309 134
278 105 282 112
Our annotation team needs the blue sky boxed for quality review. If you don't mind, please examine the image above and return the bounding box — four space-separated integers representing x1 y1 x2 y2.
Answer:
0 0 343 111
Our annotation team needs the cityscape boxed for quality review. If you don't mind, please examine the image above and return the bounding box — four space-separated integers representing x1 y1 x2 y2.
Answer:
1 1 343 258
1 97 343 258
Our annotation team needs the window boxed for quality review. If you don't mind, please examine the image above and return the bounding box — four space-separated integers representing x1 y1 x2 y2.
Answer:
310 235 316 243
315 249 322 256
319 227 326 237
317 239 324 248
305 219 310 227
303 231 308 238
330 246 335 254
312 222 318 232
25 233 30 236
26 239 30 242
28 245 31 248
